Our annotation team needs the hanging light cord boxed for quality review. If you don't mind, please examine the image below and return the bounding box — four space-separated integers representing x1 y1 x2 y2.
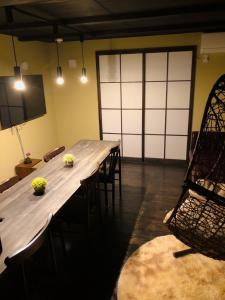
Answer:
11 35 18 66
15 126 26 159
56 42 60 67
81 41 85 69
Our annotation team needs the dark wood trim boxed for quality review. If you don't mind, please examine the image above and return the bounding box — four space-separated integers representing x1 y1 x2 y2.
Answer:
144 157 188 167
164 52 169 159
102 108 142 110
101 79 193 83
186 46 197 161
121 157 142 164
142 53 146 162
101 107 190 111
145 133 188 137
119 54 123 157
96 46 197 56
103 132 188 137
103 133 142 136
121 156 187 167
96 53 103 140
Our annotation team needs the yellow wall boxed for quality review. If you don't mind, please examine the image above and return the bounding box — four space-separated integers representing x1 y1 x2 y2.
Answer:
193 53 225 130
50 33 225 147
50 33 200 147
1 32 225 182
0 35 57 182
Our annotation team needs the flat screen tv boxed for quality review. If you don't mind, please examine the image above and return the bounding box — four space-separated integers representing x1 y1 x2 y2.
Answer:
0 75 46 130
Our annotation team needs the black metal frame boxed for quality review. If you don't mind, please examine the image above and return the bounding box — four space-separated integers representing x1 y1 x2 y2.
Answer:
167 73 225 259
96 46 197 162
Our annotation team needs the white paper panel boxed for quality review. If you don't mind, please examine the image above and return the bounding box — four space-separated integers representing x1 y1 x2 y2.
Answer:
122 110 142 134
99 55 120 82
145 110 165 134
103 134 121 143
100 83 121 108
103 134 122 150
122 83 142 109
145 135 164 158
121 54 142 82
102 110 121 133
123 135 142 158
146 52 167 81
145 82 167 108
165 136 187 160
167 81 191 108
166 110 189 135
168 51 192 80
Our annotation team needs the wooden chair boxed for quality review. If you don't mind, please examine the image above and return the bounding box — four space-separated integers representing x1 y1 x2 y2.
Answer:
115 148 122 199
99 146 121 207
0 175 19 193
43 146 65 162
58 168 101 237
4 214 56 299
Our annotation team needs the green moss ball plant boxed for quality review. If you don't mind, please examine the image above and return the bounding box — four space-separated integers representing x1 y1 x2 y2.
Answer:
32 177 47 195
63 154 76 167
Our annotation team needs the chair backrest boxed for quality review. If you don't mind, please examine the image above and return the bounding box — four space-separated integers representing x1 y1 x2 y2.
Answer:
5 214 52 268
80 168 100 211
105 146 120 180
43 146 65 162
0 175 20 193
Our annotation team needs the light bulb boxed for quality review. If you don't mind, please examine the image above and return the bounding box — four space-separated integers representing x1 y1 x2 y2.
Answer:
80 67 88 84
56 66 64 85
56 76 64 85
14 66 25 91
14 79 25 91
80 75 88 84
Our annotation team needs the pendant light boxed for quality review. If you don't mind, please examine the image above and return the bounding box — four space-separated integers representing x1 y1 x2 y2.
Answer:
80 36 88 84
12 35 25 91
55 38 64 85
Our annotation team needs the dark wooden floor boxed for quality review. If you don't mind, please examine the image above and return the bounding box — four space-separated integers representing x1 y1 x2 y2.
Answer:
0 161 186 300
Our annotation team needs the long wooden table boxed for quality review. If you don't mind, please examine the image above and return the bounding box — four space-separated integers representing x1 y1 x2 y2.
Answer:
0 139 119 274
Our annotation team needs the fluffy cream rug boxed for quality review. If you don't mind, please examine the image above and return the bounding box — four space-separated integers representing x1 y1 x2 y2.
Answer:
117 235 225 300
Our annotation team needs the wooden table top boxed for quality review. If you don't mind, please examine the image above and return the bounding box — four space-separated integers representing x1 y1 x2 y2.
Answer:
0 139 119 274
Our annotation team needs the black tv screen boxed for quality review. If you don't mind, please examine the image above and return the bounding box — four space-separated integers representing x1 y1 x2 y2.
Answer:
0 75 46 130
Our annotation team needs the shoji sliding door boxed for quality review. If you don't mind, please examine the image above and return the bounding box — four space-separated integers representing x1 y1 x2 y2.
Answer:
145 51 193 160
98 54 122 151
97 47 196 161
98 53 143 158
121 54 143 158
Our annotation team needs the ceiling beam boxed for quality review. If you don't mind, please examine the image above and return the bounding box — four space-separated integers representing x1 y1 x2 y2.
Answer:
61 4 225 25
17 20 225 42
0 0 61 6
0 3 225 31
8 5 83 36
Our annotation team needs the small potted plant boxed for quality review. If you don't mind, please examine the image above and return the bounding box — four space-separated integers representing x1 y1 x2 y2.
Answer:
24 152 32 164
32 177 47 195
63 154 76 167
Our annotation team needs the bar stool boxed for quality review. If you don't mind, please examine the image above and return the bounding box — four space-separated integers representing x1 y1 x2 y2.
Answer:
4 214 56 299
99 145 121 208
56 168 101 246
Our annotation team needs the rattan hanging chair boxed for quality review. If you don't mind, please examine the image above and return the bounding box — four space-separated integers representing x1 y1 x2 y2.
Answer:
166 74 225 259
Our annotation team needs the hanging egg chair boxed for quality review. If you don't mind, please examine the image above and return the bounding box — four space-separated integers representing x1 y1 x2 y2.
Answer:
166 74 225 259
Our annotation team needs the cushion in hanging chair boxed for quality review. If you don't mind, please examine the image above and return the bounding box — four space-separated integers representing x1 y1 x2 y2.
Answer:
163 189 207 225
163 181 225 238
